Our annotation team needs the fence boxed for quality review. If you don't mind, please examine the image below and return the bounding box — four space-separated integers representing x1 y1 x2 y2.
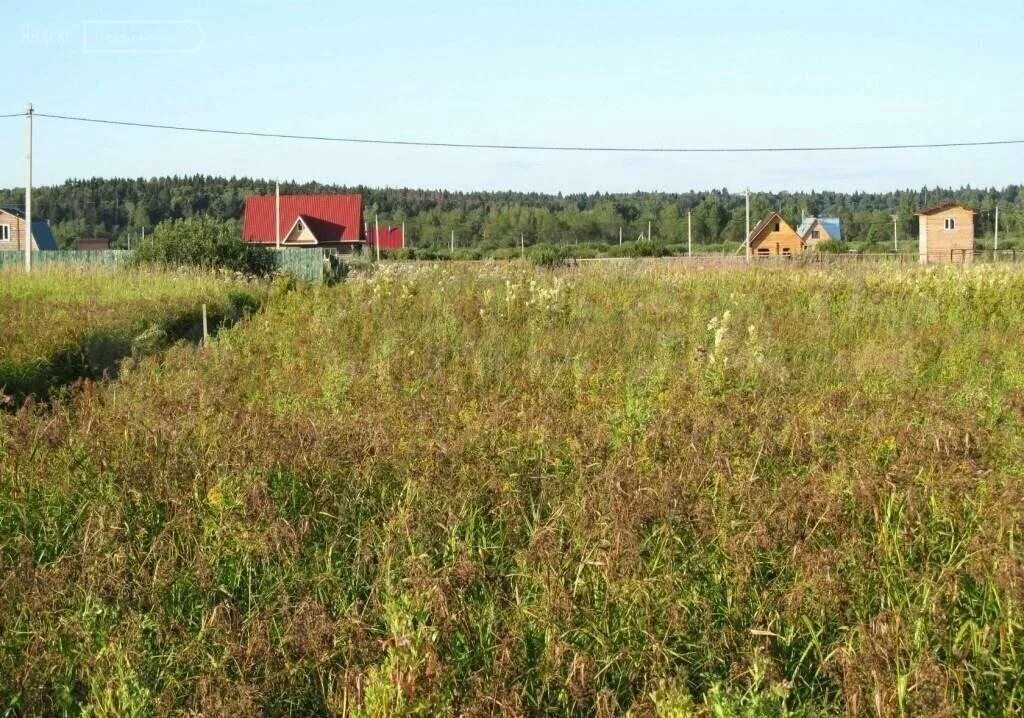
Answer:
0 249 134 270
0 248 327 282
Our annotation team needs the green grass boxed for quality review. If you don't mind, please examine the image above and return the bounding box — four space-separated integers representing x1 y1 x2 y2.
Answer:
0 266 264 400
3 262 1024 715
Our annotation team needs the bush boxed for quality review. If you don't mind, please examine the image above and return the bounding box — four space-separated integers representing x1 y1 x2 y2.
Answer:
134 218 275 275
607 241 668 258
527 243 567 267
385 248 417 261
451 247 483 261
487 247 522 261
816 239 845 254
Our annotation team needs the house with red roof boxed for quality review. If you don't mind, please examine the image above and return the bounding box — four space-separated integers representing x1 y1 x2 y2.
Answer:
242 194 365 252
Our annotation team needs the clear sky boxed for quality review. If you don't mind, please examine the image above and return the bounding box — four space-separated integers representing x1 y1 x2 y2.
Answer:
3 0 1022 193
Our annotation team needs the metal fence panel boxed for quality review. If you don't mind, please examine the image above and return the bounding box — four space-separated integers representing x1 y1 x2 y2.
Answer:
0 248 326 282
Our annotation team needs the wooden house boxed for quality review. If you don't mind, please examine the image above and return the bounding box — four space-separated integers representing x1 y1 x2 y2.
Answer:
748 212 803 257
242 194 365 253
917 203 975 264
796 216 842 249
0 207 58 252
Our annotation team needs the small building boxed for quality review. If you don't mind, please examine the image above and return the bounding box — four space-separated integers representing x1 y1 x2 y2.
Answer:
366 223 405 251
796 216 842 249
748 211 803 257
0 206 58 252
242 194 364 253
73 237 112 251
917 203 975 264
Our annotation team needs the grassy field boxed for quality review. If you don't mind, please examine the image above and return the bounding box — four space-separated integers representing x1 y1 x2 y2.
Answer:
2 262 1024 715
0 266 263 401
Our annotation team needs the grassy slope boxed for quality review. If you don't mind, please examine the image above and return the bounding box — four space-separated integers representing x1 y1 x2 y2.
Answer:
0 267 262 399
2 263 1024 715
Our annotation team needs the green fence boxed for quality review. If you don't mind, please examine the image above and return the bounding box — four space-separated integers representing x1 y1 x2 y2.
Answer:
0 249 134 270
0 248 326 282
273 249 325 282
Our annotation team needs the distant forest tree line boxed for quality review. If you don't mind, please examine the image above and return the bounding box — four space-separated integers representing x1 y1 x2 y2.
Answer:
1 176 1021 251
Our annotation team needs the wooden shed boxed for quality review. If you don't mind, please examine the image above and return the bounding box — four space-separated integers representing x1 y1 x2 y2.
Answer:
748 212 804 257
73 237 112 251
917 203 975 264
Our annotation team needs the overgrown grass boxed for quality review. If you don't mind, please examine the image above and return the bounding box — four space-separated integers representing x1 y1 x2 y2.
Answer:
0 266 263 400
2 262 1024 715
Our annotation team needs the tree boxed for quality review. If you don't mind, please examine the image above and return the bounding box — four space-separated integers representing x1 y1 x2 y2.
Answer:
134 217 274 274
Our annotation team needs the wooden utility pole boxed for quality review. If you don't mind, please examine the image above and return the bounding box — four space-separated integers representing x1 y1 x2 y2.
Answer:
648 220 652 243
991 204 999 251
374 215 381 262
450 229 454 255
275 182 281 250
744 189 751 262
24 104 33 273
618 226 622 245
687 211 692 257
520 232 525 259
402 222 406 249
891 214 899 252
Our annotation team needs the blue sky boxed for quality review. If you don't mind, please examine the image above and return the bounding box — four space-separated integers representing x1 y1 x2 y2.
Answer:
3 0 1022 193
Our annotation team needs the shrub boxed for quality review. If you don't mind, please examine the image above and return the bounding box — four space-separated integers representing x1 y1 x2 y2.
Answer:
451 247 483 261
134 217 275 275
527 243 567 267
487 247 522 261
608 241 669 258
816 239 845 253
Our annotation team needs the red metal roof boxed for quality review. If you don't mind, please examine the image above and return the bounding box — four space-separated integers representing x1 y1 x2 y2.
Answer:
243 194 363 244
367 224 405 251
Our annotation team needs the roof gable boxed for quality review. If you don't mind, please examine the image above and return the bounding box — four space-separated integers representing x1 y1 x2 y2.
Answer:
748 211 800 248
243 194 363 244
796 216 842 241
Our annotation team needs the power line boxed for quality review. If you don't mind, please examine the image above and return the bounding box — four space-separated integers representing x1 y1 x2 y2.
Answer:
12 110 1023 154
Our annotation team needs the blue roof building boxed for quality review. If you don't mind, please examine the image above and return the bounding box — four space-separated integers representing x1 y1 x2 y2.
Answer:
796 216 842 246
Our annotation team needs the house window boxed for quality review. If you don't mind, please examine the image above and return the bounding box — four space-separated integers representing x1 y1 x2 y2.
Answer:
774 222 780 232
0 224 9 241
944 217 956 230
811 229 820 239
782 248 792 257
757 247 770 256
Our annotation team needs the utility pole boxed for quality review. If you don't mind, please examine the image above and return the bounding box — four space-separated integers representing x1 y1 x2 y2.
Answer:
375 215 381 261
891 214 899 252
450 229 454 255
687 210 692 257
744 188 751 263
618 226 622 245
520 232 525 259
648 220 652 243
402 221 406 250
24 104 33 273
991 205 999 250
275 182 281 250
